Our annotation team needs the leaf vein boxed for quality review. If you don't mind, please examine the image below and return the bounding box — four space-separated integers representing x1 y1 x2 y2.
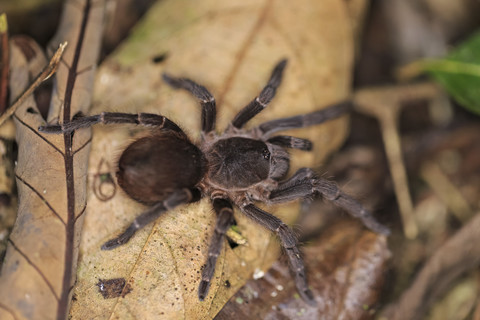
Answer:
76 64 95 76
8 239 60 301
73 136 92 156
74 204 87 224
59 57 71 71
0 301 19 320
216 0 273 105
15 174 66 226
13 115 64 156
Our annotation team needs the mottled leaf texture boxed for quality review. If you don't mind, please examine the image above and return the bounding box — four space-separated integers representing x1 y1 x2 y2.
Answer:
215 221 390 320
71 0 355 319
0 1 104 319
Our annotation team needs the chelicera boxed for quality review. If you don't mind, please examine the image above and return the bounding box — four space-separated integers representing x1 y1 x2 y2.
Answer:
39 60 389 304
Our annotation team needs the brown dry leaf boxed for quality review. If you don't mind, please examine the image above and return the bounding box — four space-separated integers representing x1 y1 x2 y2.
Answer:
215 221 390 320
0 1 104 319
71 0 355 319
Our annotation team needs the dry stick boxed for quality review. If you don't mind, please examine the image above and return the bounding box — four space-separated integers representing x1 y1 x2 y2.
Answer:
354 82 441 239
379 212 480 320
0 41 67 127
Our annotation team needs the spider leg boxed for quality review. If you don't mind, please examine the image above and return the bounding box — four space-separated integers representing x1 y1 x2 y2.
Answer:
198 198 235 301
240 203 316 305
162 74 216 133
38 112 183 134
269 168 390 235
101 188 201 250
230 59 287 129
257 100 351 138
267 135 312 151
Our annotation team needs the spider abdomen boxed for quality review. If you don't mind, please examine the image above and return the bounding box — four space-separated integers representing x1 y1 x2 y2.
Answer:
117 131 206 205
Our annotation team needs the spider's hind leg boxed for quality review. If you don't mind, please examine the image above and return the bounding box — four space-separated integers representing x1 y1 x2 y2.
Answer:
240 203 316 305
101 188 201 250
198 198 235 301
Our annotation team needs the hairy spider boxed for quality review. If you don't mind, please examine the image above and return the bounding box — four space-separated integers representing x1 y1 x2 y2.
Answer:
39 59 389 305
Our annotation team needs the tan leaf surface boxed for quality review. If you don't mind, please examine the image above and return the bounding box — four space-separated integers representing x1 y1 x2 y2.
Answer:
71 0 355 319
0 1 104 319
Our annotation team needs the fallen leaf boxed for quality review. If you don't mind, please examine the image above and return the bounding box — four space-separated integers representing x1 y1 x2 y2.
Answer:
70 0 356 318
0 0 104 319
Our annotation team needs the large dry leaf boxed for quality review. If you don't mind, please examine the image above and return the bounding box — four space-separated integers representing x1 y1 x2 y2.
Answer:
71 0 355 318
0 1 104 319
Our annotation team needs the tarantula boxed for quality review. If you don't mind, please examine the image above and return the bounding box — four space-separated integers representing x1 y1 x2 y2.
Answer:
39 59 389 305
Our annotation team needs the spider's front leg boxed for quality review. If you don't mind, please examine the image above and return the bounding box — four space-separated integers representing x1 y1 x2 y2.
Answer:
240 203 316 305
198 198 235 300
230 59 287 129
269 168 390 235
162 74 216 133
256 101 352 137
38 112 183 133
102 188 201 250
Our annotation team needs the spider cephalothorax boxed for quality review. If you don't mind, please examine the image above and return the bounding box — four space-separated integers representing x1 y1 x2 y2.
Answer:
39 59 389 305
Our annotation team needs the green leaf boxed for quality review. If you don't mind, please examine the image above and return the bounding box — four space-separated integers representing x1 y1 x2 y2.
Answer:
422 32 480 115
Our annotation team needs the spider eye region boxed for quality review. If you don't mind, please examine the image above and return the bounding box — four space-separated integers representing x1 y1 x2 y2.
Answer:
208 137 271 188
262 148 271 160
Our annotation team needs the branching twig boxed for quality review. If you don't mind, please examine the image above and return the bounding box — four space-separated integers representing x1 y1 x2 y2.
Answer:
354 82 441 239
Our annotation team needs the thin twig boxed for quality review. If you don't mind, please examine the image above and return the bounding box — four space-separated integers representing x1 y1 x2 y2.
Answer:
0 41 67 127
